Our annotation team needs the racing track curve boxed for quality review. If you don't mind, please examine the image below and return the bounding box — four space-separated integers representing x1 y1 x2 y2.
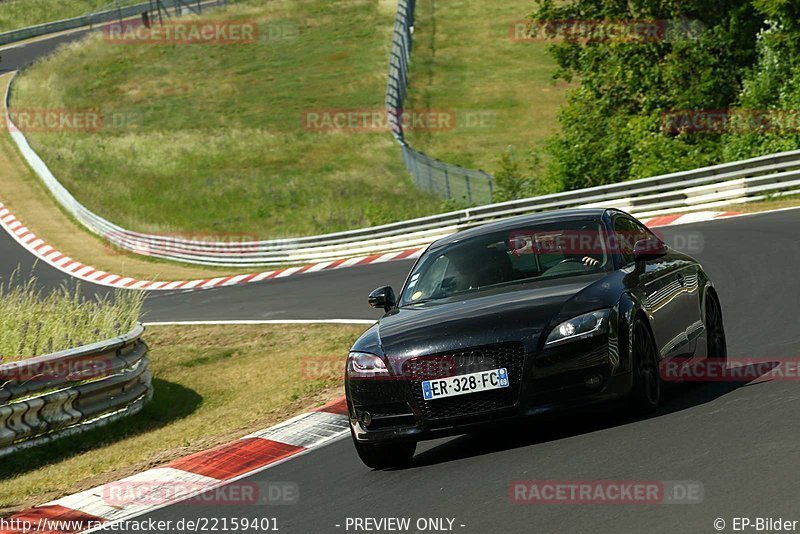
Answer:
118 208 800 534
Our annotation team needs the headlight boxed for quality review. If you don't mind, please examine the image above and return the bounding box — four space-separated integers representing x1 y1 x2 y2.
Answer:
347 352 389 378
545 309 611 347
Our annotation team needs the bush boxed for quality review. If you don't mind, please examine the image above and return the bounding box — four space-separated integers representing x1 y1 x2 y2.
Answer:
721 10 800 160
492 147 555 202
532 0 766 188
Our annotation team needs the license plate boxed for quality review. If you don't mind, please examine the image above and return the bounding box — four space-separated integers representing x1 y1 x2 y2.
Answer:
422 368 509 400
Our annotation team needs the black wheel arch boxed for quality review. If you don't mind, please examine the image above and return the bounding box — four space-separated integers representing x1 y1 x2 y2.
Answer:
616 291 657 375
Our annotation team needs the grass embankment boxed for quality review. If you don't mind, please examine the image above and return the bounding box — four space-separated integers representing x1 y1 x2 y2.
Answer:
0 275 142 362
10 0 442 239
0 73 253 282
0 323 364 512
0 1 140 34
404 0 571 185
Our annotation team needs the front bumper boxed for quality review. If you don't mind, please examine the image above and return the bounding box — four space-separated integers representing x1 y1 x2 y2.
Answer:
347 334 632 444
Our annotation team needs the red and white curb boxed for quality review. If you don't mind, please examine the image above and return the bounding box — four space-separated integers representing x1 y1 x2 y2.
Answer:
639 211 741 228
0 398 350 534
0 200 740 292
0 201 424 291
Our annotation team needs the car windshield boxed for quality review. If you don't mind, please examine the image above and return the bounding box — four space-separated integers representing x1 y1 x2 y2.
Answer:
400 219 611 305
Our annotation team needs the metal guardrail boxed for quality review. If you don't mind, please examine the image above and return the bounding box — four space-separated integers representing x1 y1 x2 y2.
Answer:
386 0 494 205
0 0 228 47
1 0 156 46
0 324 151 457
4 3 800 268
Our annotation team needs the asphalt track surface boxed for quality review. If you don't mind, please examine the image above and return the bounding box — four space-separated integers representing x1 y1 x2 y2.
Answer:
2 29 800 534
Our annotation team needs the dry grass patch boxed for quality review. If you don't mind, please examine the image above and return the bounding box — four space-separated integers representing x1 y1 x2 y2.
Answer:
0 273 143 362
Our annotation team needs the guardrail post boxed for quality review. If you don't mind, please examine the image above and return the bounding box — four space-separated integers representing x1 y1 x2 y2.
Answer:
465 174 472 204
483 170 493 201
427 159 434 194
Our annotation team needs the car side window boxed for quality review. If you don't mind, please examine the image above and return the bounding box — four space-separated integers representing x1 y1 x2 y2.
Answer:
613 216 650 265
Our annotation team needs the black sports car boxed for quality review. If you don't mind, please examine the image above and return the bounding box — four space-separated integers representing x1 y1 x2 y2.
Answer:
345 208 727 469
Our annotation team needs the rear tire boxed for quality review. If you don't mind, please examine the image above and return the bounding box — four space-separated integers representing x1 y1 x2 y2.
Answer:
705 292 727 362
629 318 661 414
352 431 416 470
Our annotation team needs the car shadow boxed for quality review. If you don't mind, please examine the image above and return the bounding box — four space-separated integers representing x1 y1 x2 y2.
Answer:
407 361 779 469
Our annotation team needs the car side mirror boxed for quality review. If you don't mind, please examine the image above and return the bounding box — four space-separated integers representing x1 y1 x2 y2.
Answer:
368 286 396 312
633 238 668 263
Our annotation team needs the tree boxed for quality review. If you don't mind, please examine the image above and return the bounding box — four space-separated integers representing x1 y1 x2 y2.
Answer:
531 0 764 188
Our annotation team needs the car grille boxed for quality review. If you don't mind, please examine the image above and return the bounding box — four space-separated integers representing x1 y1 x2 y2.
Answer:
401 343 526 420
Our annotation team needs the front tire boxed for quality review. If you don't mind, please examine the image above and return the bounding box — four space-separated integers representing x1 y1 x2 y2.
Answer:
629 318 661 414
352 431 416 469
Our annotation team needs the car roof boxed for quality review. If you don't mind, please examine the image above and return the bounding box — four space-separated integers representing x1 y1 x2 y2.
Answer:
429 208 609 250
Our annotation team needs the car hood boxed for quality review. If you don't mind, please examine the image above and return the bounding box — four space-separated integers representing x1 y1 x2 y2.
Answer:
374 272 615 360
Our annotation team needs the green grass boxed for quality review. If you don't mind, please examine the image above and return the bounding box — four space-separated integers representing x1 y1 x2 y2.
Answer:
0 273 143 362
0 0 141 34
11 0 442 238
404 0 570 181
10 0 568 239
0 324 362 512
